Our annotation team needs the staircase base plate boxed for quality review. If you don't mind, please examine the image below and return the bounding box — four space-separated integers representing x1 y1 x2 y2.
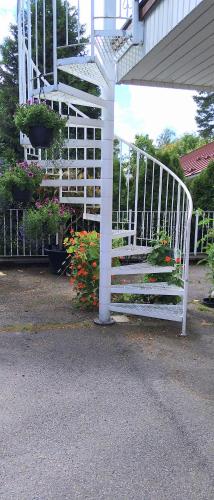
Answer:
94 317 115 326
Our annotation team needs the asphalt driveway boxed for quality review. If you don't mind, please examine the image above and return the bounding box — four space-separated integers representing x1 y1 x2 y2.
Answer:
0 264 213 499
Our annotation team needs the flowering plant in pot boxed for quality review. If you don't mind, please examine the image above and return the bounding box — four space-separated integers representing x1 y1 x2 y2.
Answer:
64 230 100 308
64 232 122 309
198 214 214 308
0 161 44 205
14 101 66 149
24 198 73 273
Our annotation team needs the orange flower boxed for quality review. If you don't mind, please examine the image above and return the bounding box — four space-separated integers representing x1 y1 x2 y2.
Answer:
165 256 171 263
161 239 168 246
77 282 85 289
89 242 96 247
80 296 87 303
70 277 75 285
93 301 98 306
92 261 97 268
148 277 157 283
175 257 181 264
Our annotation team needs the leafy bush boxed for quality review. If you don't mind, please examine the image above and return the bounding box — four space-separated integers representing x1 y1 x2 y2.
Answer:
25 198 72 249
198 214 214 296
144 231 182 304
190 161 214 211
64 231 122 308
64 230 100 308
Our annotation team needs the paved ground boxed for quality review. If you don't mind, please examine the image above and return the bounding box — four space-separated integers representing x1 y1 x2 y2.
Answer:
0 264 213 500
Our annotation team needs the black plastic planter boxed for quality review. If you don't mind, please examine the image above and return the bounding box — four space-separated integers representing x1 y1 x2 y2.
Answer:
45 248 68 275
202 297 214 309
11 186 32 204
28 126 54 148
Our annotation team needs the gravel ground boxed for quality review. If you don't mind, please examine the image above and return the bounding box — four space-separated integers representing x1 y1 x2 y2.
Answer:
0 263 213 500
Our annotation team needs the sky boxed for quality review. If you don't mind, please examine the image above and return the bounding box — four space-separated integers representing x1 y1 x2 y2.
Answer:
0 0 198 143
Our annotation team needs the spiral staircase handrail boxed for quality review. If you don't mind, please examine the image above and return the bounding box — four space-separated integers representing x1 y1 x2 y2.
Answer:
115 134 193 225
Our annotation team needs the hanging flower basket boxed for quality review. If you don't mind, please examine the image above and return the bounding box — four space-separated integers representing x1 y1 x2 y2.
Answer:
14 102 66 149
28 126 54 148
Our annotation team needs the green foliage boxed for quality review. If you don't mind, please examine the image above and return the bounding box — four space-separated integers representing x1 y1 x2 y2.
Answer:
156 148 185 181
193 92 214 139
24 199 72 248
190 161 214 210
113 157 127 210
198 214 214 293
159 133 206 157
144 231 182 304
14 103 66 140
134 134 156 156
0 24 23 162
64 230 100 308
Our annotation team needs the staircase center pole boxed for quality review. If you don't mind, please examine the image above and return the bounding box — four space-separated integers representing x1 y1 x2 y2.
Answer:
97 0 116 324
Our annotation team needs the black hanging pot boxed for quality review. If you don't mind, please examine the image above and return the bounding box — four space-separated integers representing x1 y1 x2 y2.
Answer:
11 185 32 204
202 297 214 309
45 248 68 275
28 126 54 148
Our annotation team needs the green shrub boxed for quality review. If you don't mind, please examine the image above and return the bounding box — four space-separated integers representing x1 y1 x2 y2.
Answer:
190 161 214 210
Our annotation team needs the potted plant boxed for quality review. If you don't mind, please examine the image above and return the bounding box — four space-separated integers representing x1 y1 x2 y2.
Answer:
24 198 73 273
198 215 214 308
0 161 44 205
14 101 66 149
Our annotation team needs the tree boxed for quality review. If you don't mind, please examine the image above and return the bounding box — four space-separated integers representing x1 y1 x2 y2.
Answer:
156 128 176 148
134 134 156 156
190 161 214 211
0 25 23 162
193 92 214 139
0 1 98 162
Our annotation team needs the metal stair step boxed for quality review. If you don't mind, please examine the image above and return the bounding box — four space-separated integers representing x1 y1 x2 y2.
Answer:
111 245 152 257
28 160 102 169
112 229 136 239
83 213 101 222
33 83 105 108
110 303 183 322
57 56 108 87
111 262 175 275
111 283 184 296
59 196 101 205
42 179 101 188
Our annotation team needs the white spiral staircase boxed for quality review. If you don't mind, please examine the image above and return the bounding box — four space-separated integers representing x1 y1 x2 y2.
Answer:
17 0 193 335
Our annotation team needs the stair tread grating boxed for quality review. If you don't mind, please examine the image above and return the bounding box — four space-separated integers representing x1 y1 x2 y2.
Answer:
112 262 175 275
111 282 184 296
58 57 108 87
111 245 152 257
110 303 183 322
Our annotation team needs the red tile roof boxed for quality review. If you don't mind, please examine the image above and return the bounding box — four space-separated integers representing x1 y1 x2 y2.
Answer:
180 141 214 177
